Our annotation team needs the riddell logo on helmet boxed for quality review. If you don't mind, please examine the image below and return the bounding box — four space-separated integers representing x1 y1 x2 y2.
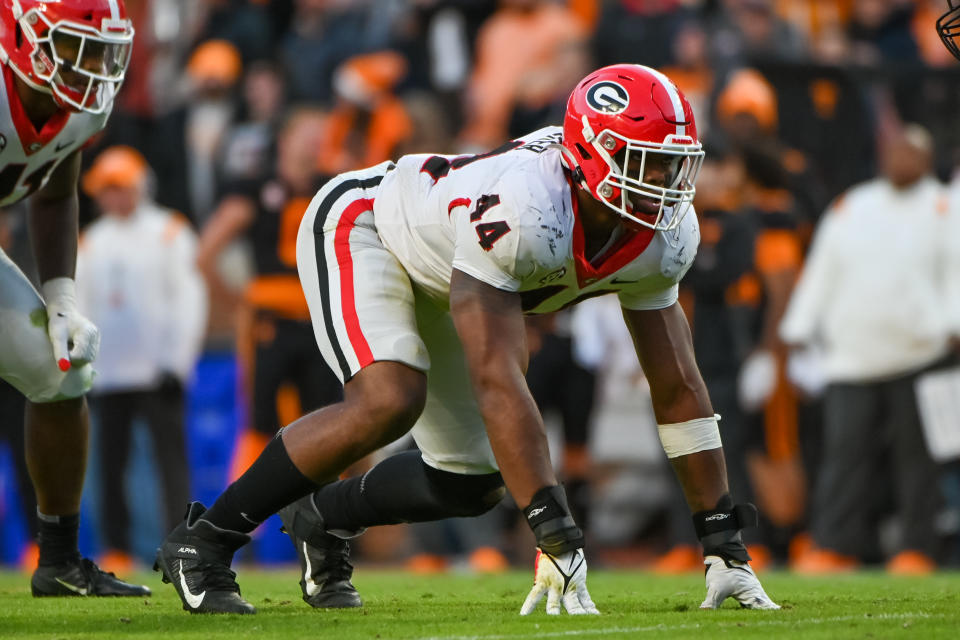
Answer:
586 81 629 114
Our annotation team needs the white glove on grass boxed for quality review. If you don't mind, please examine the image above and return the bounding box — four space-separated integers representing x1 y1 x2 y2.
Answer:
520 548 599 615
700 555 780 610
42 278 99 371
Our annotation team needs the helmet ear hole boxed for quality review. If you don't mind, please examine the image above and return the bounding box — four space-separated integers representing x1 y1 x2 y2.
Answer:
572 166 587 186
575 143 592 161
15 23 23 49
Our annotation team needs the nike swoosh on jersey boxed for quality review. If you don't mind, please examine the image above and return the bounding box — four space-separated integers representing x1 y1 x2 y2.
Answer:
302 541 321 596
55 577 88 595
178 560 206 608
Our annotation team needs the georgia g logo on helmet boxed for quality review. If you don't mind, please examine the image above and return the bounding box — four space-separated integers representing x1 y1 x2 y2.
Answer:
585 81 630 114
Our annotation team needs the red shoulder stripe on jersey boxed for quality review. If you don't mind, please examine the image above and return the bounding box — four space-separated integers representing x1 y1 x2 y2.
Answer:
334 197 376 368
447 197 471 216
3 66 70 155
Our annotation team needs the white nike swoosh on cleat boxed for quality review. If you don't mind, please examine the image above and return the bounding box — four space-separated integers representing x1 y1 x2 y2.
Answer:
55 578 88 595
302 542 321 596
178 560 206 609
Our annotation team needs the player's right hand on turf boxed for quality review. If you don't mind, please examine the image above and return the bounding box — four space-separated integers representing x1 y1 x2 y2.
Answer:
520 548 599 615
700 555 780 610
42 277 100 371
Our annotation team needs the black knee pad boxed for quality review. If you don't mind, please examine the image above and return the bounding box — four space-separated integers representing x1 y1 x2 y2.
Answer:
423 461 505 518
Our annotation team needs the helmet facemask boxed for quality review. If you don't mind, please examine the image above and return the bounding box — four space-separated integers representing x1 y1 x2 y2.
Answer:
18 7 133 114
580 117 703 232
939 0 960 61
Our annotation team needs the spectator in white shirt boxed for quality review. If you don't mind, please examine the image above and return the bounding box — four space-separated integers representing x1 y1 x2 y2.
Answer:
780 125 960 574
76 146 208 571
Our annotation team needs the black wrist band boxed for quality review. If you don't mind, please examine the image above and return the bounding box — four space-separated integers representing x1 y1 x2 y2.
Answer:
523 485 584 556
691 495 757 563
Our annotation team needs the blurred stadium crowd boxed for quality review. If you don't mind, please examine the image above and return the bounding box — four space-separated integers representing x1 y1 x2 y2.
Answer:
2 0 960 578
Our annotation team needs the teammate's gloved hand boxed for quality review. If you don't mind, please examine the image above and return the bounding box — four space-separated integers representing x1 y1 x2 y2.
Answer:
42 278 100 371
520 548 599 615
700 555 780 610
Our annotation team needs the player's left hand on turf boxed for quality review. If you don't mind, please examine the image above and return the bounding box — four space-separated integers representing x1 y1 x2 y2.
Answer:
520 548 599 615
42 278 100 370
700 555 780 610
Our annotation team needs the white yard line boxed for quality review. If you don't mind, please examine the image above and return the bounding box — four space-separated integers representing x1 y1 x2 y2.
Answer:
423 612 938 640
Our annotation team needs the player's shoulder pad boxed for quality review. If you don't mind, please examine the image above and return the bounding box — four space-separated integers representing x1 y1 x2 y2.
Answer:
494 152 572 274
659 204 700 283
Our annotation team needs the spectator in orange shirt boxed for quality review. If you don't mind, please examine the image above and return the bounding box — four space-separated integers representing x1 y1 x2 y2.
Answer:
715 67 829 225
316 51 414 176
151 40 244 224
459 0 589 151
727 143 808 566
197 108 343 480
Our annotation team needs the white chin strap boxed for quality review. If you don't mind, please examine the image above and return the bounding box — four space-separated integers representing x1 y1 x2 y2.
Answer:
554 143 589 190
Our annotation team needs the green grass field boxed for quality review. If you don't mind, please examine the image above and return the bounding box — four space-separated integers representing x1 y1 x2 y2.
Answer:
1 568 958 639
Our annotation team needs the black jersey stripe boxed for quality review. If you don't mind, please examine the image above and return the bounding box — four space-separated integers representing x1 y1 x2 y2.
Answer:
312 174 384 380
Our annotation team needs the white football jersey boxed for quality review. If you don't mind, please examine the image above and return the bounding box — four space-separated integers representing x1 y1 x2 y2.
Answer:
373 126 700 314
0 66 112 207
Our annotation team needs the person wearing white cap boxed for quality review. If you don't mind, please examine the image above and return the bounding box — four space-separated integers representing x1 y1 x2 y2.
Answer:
781 125 960 574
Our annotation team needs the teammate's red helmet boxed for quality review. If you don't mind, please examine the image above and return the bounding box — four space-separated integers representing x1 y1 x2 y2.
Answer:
561 64 703 231
938 1 960 61
0 0 134 114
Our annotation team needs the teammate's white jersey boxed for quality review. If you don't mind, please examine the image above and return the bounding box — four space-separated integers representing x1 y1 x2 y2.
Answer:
373 126 700 314
0 66 113 402
0 66 112 206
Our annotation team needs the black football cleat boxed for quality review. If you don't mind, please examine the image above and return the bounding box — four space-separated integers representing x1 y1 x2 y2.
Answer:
154 502 256 614
31 556 152 597
278 494 362 608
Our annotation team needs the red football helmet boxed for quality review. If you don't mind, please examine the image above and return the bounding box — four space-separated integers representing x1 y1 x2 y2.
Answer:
0 0 134 114
939 1 960 61
560 64 703 231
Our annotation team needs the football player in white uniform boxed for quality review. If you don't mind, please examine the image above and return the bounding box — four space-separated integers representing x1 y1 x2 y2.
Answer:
157 64 778 614
0 0 148 596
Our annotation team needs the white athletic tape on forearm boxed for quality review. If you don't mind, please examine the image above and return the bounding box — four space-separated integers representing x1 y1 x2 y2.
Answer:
657 415 722 458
